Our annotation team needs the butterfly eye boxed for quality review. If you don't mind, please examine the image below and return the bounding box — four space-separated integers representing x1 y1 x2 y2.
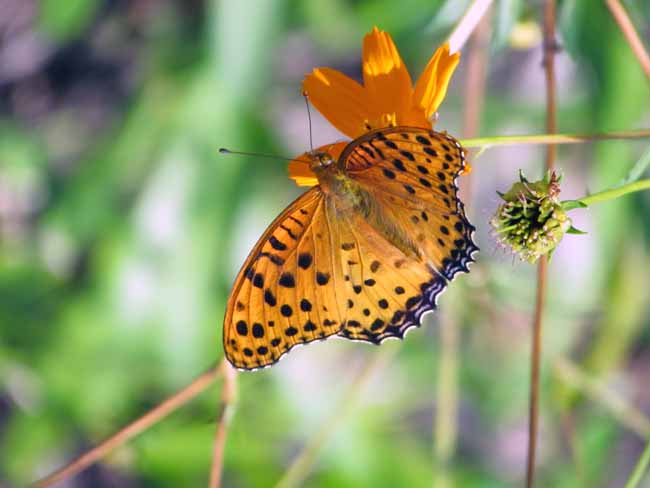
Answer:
318 153 334 167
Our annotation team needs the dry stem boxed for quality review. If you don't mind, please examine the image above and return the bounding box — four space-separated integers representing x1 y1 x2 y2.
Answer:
33 363 225 488
460 5 492 202
605 0 650 78
209 362 238 488
526 2 557 487
526 257 548 488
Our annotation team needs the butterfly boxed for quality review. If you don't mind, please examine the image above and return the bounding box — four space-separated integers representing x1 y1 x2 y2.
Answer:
223 126 478 370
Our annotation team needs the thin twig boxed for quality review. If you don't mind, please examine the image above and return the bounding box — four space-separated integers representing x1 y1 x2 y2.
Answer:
624 441 650 488
526 2 557 487
605 0 650 78
460 129 650 149
559 412 585 485
275 348 397 488
33 363 225 488
553 358 650 439
447 0 494 53
543 0 557 172
209 362 238 488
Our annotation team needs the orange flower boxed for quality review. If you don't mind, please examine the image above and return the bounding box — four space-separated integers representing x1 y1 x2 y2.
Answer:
306 26 460 137
289 26 461 187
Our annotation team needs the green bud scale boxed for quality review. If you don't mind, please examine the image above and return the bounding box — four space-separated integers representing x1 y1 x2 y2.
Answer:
491 171 571 263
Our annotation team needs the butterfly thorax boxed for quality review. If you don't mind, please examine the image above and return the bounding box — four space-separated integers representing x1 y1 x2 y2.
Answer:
315 165 422 261
311 154 364 209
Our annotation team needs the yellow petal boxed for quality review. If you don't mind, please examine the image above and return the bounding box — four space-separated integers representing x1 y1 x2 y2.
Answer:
362 27 413 128
303 68 372 139
413 43 460 118
288 159 318 187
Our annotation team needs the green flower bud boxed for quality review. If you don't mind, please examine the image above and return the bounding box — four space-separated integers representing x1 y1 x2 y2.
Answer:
491 171 571 263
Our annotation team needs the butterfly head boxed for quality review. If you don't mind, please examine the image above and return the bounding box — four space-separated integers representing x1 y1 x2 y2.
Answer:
308 151 335 171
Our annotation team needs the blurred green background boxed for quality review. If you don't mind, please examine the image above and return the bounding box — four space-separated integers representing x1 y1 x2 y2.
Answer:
1 0 650 486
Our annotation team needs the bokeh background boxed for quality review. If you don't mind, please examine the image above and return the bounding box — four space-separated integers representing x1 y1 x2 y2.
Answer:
1 1 650 486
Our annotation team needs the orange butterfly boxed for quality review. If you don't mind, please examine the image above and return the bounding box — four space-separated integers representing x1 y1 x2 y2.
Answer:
223 127 478 370
223 27 477 370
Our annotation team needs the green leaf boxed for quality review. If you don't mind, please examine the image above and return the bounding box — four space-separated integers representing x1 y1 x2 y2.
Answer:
561 200 588 211
491 0 523 53
38 0 100 41
616 145 650 188
558 0 581 59
567 225 588 235
624 441 650 488
427 0 471 34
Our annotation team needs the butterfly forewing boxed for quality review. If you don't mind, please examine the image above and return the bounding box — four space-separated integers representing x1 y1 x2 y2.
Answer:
224 188 346 370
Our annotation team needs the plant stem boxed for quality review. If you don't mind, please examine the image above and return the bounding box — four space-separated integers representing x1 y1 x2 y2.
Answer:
624 441 650 488
460 3 491 202
605 0 650 79
460 129 650 149
209 362 238 488
447 0 494 53
578 179 650 206
434 311 460 488
526 256 547 488
526 2 557 487
34 363 224 487
553 358 650 439
543 2 557 171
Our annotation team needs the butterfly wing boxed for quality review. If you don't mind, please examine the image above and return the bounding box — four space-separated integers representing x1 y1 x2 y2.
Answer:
342 126 478 280
224 127 478 367
329 211 448 342
224 187 348 370
335 126 478 341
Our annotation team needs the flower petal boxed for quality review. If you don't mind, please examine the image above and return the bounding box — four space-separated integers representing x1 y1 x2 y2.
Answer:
288 142 347 187
413 43 460 118
303 68 372 139
288 159 318 187
362 27 413 128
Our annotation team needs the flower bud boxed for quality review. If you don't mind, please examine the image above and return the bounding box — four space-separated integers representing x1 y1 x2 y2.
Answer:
491 171 571 263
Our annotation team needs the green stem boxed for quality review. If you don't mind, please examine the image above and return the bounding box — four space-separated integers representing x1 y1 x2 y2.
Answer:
460 129 650 149
624 441 650 488
578 179 650 206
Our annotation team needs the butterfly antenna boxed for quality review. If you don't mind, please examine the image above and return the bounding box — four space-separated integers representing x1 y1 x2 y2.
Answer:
218 148 311 164
303 91 314 152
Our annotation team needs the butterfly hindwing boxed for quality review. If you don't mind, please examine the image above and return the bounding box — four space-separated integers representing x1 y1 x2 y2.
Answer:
341 126 478 281
331 213 447 342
